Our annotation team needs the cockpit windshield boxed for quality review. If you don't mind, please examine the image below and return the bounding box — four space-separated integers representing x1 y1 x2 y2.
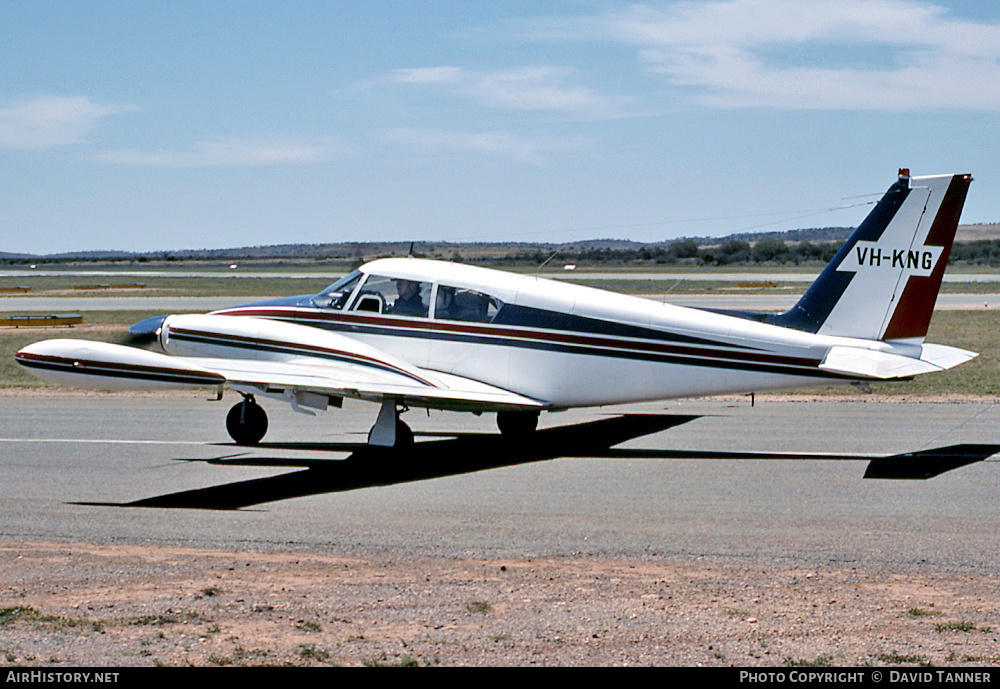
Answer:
351 275 431 317
312 270 362 310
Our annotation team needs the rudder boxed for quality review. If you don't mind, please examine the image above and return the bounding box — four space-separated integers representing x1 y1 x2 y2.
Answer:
771 169 972 342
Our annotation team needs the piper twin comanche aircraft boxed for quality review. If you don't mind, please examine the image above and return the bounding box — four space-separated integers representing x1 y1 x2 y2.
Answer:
16 169 975 450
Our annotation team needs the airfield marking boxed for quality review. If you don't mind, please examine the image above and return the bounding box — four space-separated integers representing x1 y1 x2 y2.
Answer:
0 437 212 446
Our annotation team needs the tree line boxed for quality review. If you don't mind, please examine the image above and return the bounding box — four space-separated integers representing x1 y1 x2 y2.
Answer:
502 238 1000 267
8 236 1000 268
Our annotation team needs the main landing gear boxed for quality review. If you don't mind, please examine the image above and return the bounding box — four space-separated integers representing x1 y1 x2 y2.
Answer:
225 395 415 450
226 395 268 445
496 410 539 440
225 397 537 449
367 400 414 450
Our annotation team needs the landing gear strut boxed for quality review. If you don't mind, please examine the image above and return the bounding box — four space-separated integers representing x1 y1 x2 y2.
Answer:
497 410 539 440
226 395 268 445
367 400 414 450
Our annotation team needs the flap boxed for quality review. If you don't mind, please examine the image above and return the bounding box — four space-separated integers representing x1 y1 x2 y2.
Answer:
194 356 546 412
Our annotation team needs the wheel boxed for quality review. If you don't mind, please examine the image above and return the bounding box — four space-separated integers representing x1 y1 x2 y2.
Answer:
497 410 539 439
226 399 268 445
368 418 414 451
394 419 414 450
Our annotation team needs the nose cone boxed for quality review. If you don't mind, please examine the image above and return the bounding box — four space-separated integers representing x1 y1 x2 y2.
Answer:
127 315 167 342
14 341 43 365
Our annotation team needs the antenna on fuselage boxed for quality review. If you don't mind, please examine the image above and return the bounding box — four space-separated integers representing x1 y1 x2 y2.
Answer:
536 249 559 274
407 241 415 257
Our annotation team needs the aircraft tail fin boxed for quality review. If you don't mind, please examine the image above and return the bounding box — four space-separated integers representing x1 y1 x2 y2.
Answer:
771 169 972 341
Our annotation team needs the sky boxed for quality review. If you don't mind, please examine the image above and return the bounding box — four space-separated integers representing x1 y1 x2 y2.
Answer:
3 0 1000 254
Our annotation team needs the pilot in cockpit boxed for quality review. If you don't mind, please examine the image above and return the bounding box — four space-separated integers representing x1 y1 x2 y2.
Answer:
390 279 427 316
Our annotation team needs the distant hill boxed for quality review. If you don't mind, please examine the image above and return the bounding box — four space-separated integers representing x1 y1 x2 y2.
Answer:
693 223 1000 246
682 226 852 246
955 223 1000 242
3 223 998 265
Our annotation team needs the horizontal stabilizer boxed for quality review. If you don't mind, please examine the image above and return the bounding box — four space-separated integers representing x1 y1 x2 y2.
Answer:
819 344 977 380
918 343 978 370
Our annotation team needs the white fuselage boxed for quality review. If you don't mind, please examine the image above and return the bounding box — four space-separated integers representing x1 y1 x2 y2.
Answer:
212 258 905 408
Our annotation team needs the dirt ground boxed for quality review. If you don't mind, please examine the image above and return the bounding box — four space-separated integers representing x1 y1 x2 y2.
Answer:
1 540 999 667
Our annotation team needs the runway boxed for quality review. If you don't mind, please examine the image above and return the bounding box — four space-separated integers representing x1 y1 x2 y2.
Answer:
2 395 999 573
3 265 1000 313
5 293 1000 312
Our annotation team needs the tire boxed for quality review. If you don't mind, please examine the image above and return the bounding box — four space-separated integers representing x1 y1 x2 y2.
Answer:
496 410 539 439
394 419 414 450
226 400 268 445
368 418 415 451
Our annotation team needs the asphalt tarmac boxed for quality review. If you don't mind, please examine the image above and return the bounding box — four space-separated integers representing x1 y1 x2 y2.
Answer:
2 395 998 574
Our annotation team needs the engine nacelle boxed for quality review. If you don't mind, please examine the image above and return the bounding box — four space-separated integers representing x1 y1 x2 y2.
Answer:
159 313 431 381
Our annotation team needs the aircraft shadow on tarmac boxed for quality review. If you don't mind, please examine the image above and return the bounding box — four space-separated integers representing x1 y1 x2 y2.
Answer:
71 414 1000 510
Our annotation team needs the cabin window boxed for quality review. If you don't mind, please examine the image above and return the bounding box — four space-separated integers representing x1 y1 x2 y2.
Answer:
434 285 502 323
350 275 431 317
313 271 362 310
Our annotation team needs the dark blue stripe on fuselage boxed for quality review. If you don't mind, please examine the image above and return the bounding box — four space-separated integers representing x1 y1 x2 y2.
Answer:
492 304 750 349
231 310 840 380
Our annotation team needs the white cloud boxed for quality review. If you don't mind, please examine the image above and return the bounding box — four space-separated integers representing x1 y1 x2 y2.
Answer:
540 0 1000 110
381 65 633 119
387 67 466 85
92 137 346 167
0 96 136 149
376 128 592 164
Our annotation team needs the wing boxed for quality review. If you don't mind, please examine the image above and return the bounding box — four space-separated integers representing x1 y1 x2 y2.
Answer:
15 314 545 414
196 356 544 413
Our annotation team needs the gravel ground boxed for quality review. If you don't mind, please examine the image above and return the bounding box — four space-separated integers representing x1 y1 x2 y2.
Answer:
2 540 999 667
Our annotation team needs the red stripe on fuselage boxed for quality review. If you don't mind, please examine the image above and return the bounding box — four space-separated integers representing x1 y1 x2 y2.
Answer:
212 307 823 371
